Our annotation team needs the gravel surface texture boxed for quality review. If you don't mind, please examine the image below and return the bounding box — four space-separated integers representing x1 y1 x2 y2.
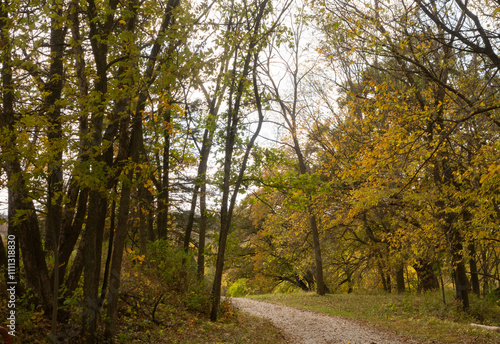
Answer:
232 297 422 344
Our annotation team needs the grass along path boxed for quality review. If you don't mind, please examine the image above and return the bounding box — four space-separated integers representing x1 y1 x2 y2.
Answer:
246 291 500 344
233 297 420 344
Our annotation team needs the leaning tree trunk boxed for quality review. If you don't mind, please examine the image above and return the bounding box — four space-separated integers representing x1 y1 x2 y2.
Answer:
104 1 181 338
210 34 267 320
103 174 133 341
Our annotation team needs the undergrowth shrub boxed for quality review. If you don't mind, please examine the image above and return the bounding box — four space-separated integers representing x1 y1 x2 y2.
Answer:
227 278 251 297
182 279 211 314
146 239 211 314
273 280 301 294
114 240 213 341
468 293 500 325
219 297 237 322
147 239 191 288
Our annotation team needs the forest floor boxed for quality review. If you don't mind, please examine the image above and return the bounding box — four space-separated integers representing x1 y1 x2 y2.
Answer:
235 292 500 344
232 297 420 344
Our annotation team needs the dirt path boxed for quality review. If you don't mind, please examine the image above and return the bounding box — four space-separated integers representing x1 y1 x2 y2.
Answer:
232 298 421 344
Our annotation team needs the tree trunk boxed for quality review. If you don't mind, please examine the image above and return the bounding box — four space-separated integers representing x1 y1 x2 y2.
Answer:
378 260 389 292
138 186 149 257
197 181 208 279
148 0 183 241
184 91 221 253
104 175 133 341
455 261 470 310
210 88 265 320
65 238 85 296
450 236 470 310
184 126 213 252
55 0 91 288
481 246 489 296
1 9 53 311
441 201 469 311
56 187 89 287
309 211 327 295
10 182 54 312
146 190 156 243
0 231 8 282
265 5 328 296
100 193 116 308
103 0 179 334
210 213 231 321
81 0 112 337
157 108 171 239
291 134 327 295
210 20 268 318
414 259 439 292
469 243 481 297
396 264 405 294
43 6 66 334
82 193 108 342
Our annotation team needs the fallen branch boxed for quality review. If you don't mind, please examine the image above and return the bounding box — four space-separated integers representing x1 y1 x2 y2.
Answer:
470 323 500 332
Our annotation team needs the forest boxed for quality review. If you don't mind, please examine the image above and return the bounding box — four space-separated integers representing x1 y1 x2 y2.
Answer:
0 0 499 342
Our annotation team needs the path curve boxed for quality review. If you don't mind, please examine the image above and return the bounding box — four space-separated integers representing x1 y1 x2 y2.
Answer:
232 297 420 344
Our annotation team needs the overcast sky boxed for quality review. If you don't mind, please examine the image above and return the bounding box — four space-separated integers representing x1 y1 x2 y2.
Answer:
0 189 6 216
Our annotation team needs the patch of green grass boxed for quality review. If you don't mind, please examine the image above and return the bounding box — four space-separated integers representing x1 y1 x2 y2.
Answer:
249 290 500 344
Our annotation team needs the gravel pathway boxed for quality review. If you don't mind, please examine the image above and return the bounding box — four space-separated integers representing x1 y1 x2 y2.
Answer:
232 298 421 344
